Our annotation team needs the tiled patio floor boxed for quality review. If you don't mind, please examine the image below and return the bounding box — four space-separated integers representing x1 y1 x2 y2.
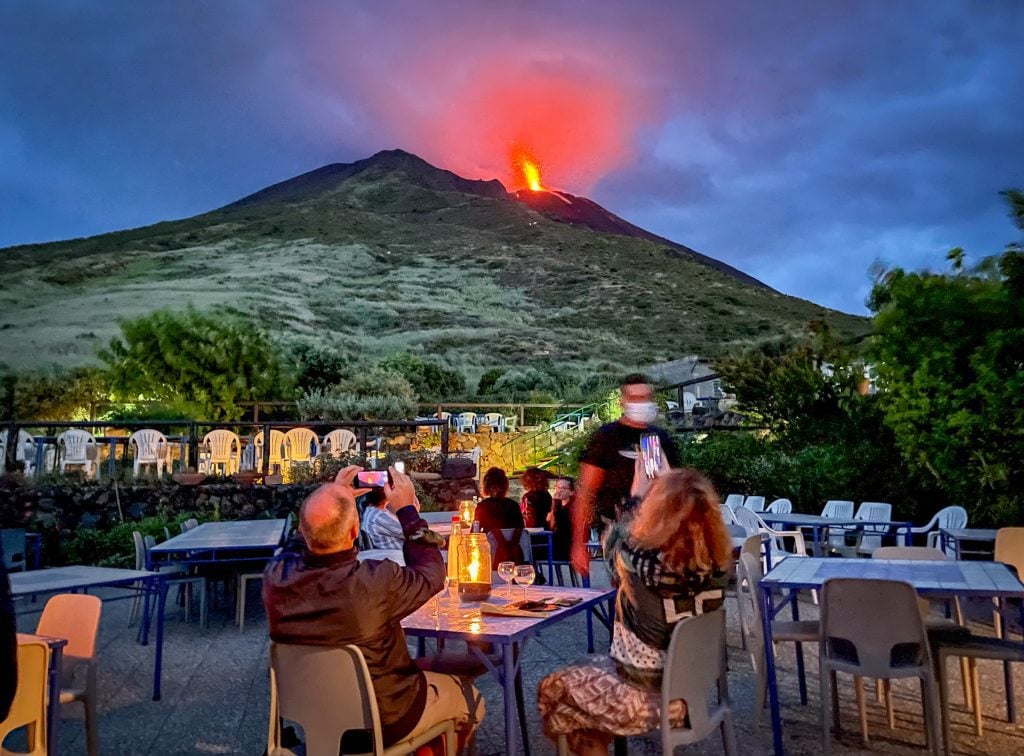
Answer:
11 563 1024 755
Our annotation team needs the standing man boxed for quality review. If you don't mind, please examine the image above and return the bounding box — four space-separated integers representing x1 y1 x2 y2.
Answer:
570 373 679 577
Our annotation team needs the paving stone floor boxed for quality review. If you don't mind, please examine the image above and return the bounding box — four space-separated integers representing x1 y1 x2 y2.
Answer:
10 563 1024 755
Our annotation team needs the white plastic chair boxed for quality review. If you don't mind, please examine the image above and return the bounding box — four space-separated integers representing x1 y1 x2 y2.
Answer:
57 429 97 478
201 430 241 475
743 496 766 512
36 593 102 756
737 552 819 722
855 501 893 556
480 412 504 432
455 412 477 433
502 415 518 433
723 494 745 512
912 506 968 554
129 531 207 628
253 430 287 473
820 500 856 551
0 429 37 477
283 427 320 466
128 429 169 478
268 643 456 756
734 507 808 565
817 578 941 754
323 428 358 457
767 498 793 514
682 391 697 412
0 639 49 755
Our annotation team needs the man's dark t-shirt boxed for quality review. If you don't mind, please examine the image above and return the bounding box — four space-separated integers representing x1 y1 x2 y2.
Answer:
474 496 524 532
580 421 680 521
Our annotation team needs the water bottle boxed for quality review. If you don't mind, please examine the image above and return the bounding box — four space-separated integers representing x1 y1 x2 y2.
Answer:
447 517 462 583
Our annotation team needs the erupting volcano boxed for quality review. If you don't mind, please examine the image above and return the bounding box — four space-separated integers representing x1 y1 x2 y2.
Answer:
512 146 544 192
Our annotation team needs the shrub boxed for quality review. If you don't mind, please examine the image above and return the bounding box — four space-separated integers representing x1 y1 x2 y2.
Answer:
377 353 466 400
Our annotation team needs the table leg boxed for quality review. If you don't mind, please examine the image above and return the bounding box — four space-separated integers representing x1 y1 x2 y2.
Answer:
791 590 807 705
547 533 554 586
502 642 519 754
903 525 912 546
107 439 117 479
582 574 595 653
47 645 62 756
812 525 822 558
760 583 785 756
153 575 168 701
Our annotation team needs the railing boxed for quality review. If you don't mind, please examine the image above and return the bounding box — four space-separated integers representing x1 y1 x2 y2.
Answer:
1 417 448 478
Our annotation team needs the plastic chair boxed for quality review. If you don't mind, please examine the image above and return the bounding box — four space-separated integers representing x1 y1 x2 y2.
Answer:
817 578 941 754
268 643 456 756
557 611 736 755
129 531 206 628
733 507 808 567
1 528 27 572
283 427 320 466
723 494 745 512
0 640 50 755
480 412 504 432
743 496 766 512
236 569 266 632
323 428 358 457
253 430 287 472
1 430 38 477
128 429 169 479
736 552 818 721
486 529 534 566
201 430 241 475
36 594 102 756
767 498 793 514
57 429 97 478
502 415 518 433
181 518 199 532
455 412 477 433
911 506 968 555
821 500 854 519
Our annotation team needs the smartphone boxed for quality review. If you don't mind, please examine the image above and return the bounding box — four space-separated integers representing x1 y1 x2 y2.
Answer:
356 470 389 487
640 433 661 478
394 460 406 475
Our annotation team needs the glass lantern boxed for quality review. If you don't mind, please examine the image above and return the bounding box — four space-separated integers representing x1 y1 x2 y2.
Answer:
458 498 477 528
457 533 492 602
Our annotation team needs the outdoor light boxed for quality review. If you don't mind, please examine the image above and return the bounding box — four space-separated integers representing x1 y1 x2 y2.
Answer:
457 533 492 602
458 498 477 527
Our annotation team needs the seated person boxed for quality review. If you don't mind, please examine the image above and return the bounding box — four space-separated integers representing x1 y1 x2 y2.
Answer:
474 467 524 532
549 476 575 562
520 467 553 529
537 459 732 755
263 465 484 751
360 487 405 550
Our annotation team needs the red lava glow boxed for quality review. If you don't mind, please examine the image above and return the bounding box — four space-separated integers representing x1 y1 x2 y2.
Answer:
512 145 544 191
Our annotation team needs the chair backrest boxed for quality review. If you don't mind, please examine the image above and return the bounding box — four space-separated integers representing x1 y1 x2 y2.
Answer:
856 501 892 522
741 534 763 566
733 507 762 538
203 430 240 461
270 643 383 756
129 429 167 462
324 428 358 457
284 428 320 460
58 429 96 462
144 534 157 551
995 528 1024 578
254 430 286 460
502 415 518 431
184 518 199 531
736 552 765 642
132 530 146 570
1 528 27 571
484 412 502 423
934 505 968 531
743 496 766 512
821 500 854 518
0 430 36 463
682 391 697 412
0 640 49 751
36 593 102 685
662 609 730 744
722 494 744 512
819 578 929 679
767 498 792 514
438 411 451 421
486 529 533 565
719 505 737 525
457 412 476 424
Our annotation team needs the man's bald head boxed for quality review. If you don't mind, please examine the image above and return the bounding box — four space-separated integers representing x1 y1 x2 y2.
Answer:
299 483 360 554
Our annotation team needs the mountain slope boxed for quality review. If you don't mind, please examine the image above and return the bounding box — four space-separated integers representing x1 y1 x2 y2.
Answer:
0 149 868 376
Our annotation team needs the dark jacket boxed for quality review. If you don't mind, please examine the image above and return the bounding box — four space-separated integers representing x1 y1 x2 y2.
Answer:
521 490 552 529
474 496 524 532
1 543 16 719
262 506 445 746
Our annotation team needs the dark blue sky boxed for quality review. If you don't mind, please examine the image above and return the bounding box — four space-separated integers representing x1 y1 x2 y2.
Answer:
2 1 1022 314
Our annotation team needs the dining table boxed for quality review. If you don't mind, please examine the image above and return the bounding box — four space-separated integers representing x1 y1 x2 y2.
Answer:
760 512 913 556
402 583 615 755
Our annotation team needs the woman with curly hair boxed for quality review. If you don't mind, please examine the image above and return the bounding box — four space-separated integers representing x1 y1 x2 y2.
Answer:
537 460 733 755
520 466 553 530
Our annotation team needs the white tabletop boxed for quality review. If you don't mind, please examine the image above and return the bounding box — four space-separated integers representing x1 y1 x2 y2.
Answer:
150 519 288 553
10 565 157 595
401 584 614 643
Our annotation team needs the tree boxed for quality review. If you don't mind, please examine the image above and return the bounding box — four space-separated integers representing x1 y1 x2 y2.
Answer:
1 367 107 421
100 307 292 420
868 190 1024 524
376 353 465 400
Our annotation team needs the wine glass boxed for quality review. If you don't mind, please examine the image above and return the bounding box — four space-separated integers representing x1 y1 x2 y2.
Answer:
434 576 450 618
497 561 516 600
513 565 536 603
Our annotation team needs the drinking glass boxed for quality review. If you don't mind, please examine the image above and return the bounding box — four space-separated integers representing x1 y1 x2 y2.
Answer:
497 561 516 600
513 565 535 602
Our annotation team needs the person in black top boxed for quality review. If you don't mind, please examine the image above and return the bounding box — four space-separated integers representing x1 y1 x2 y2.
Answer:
549 476 575 561
474 467 524 532
1 542 17 720
571 373 679 577
520 467 553 529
